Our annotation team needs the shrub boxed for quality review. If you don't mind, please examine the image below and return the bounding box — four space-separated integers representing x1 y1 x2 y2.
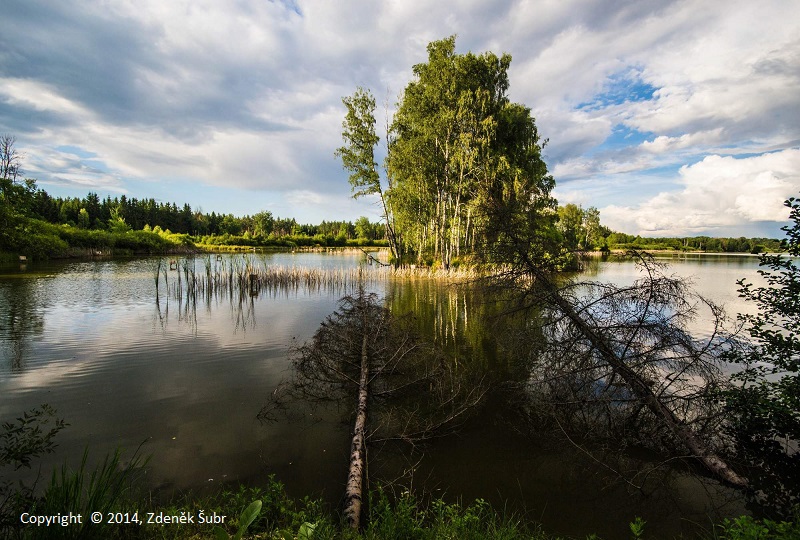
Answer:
18 233 69 259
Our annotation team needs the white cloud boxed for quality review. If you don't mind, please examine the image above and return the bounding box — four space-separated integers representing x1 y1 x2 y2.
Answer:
0 78 92 118
621 8 800 141
601 149 800 236
640 129 725 154
286 189 324 206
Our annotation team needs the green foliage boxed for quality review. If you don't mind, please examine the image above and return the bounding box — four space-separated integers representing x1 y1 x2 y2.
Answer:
716 515 800 539
362 489 536 540
335 90 400 261
298 521 318 539
386 36 557 267
17 230 70 259
27 448 147 539
252 210 275 237
604 234 783 253
107 215 131 234
213 499 262 540
556 204 604 251
336 87 381 200
277 521 319 540
723 196 800 517
77 208 91 229
629 517 646 539
0 405 66 471
556 204 584 251
0 153 39 251
114 229 175 252
0 405 68 534
365 490 425 538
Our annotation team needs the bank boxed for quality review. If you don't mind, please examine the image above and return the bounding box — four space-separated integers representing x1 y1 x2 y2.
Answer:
5 472 797 539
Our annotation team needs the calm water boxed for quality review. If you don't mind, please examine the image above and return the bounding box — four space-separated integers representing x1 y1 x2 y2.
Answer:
0 252 766 538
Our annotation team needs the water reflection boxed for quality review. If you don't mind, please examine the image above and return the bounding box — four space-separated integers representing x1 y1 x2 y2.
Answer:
0 277 46 372
0 253 766 538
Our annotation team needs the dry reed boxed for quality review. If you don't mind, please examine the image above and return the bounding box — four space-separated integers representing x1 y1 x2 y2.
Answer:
157 254 486 302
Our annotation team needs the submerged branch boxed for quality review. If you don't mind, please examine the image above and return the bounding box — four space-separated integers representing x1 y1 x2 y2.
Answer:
259 285 488 528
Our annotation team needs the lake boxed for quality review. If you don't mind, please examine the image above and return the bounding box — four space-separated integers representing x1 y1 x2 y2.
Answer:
0 251 766 538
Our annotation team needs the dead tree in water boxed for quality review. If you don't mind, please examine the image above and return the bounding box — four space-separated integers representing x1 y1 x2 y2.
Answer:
260 286 486 529
345 326 369 528
527 255 746 487
482 203 748 488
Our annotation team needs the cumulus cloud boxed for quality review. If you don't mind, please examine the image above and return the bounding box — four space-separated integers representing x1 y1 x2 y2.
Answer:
600 149 800 236
640 130 725 155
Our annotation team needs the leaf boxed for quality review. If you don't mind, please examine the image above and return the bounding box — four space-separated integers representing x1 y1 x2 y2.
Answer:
233 499 262 540
212 525 229 540
298 521 317 539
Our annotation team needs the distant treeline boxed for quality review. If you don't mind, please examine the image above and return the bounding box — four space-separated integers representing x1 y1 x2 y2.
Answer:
0 165 783 261
556 203 782 254
29 190 385 241
604 232 783 254
2 185 784 261
1 178 388 259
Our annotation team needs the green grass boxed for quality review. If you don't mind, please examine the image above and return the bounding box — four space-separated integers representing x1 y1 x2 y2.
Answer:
6 463 800 539
20 447 147 539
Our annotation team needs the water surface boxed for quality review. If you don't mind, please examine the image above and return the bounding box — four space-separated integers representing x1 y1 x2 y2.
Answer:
0 252 766 537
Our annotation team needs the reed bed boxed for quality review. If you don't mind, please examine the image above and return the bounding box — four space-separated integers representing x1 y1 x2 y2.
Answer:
387 264 484 281
156 254 486 303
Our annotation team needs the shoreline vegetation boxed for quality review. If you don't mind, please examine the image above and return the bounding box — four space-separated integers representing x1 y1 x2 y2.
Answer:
0 134 784 265
0 216 784 265
3 445 797 540
1 420 796 540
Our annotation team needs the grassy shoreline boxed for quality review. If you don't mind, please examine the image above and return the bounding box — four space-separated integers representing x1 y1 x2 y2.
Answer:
6 471 796 539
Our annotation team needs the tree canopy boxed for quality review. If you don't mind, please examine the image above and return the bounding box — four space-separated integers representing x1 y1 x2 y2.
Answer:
338 36 557 268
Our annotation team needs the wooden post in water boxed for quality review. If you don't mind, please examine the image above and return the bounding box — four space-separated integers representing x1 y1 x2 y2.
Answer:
249 273 258 296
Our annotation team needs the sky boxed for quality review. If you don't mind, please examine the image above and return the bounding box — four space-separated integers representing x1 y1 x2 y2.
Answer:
1 0 798 238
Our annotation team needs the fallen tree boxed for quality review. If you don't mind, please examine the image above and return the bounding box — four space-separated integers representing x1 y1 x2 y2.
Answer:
260 285 486 529
520 253 746 487
478 189 747 488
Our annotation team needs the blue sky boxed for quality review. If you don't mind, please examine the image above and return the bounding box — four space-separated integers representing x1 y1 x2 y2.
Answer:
1 0 798 237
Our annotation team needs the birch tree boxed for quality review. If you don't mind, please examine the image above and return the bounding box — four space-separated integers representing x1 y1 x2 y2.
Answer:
327 36 556 268
260 287 486 529
0 134 22 185
336 88 401 262
388 37 499 267
0 135 35 249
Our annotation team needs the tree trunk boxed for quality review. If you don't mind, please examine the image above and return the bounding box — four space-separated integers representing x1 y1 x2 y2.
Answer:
344 332 370 529
536 272 748 488
377 189 400 264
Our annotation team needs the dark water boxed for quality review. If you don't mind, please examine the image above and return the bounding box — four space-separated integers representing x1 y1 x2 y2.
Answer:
0 252 765 538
